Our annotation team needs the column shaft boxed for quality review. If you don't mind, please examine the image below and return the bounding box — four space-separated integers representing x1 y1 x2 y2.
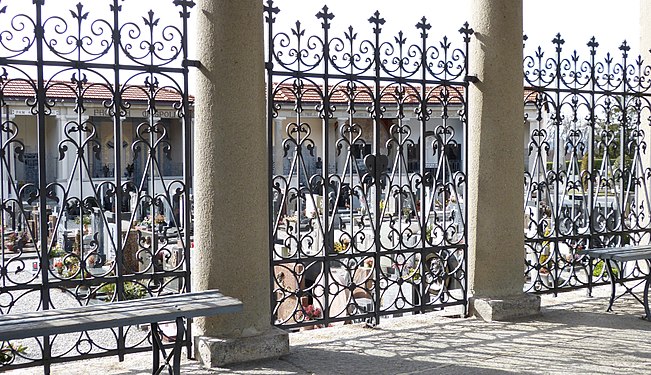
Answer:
193 0 274 337
641 0 651 231
467 0 540 319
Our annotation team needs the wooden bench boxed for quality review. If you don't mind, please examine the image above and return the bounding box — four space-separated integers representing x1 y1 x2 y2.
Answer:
579 245 651 319
0 290 242 375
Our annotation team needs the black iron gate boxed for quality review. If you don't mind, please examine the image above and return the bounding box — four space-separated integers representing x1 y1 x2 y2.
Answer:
524 35 651 294
265 1 471 329
0 0 194 371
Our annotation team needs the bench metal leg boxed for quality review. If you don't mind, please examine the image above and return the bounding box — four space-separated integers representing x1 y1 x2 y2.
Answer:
644 275 651 321
151 322 160 374
605 260 617 312
173 317 184 375
151 319 186 375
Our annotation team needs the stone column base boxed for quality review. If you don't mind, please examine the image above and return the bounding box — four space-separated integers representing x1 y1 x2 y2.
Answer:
469 293 541 321
195 328 289 368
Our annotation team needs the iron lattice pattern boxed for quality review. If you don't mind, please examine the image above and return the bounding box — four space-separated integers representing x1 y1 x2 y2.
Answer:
524 35 651 294
265 1 471 329
0 0 194 370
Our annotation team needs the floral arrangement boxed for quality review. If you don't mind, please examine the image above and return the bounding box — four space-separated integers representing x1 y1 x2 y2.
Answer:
53 260 64 275
49 243 66 258
303 304 322 320
333 239 349 253
154 213 166 224
283 213 298 223
74 215 91 226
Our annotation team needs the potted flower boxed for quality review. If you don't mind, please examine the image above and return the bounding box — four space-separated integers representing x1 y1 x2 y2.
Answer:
141 215 153 227
154 213 166 232
299 296 322 330
75 215 92 234
4 232 16 252
53 260 64 275
333 239 349 253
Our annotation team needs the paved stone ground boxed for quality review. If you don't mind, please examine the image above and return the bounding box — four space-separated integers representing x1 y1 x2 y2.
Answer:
8 285 651 374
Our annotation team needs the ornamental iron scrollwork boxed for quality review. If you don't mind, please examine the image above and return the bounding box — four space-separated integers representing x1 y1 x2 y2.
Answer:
524 34 651 294
266 1 471 329
0 0 194 371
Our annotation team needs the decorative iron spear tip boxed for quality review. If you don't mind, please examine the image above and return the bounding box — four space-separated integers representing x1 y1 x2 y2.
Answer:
316 5 334 22
263 0 279 15
620 40 630 54
173 0 195 8
459 23 473 43
587 37 599 56
368 11 385 34
552 33 565 53
416 17 431 39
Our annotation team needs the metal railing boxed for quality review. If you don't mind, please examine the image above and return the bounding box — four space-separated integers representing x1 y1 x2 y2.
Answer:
266 1 471 329
0 0 194 371
524 35 651 294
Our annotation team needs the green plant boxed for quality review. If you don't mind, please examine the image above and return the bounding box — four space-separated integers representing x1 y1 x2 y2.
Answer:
59 255 92 279
593 260 619 277
74 215 91 226
425 224 433 242
49 243 66 258
98 282 147 301
0 343 27 364
404 267 421 282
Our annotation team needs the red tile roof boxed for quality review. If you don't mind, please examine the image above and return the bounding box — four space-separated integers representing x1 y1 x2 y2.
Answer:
273 83 539 107
0 79 193 103
272 82 465 105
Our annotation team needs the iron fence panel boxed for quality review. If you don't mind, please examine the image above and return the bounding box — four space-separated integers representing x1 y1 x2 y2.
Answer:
0 0 194 371
524 35 651 294
265 1 471 329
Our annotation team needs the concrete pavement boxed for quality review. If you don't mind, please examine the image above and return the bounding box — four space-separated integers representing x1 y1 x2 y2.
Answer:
10 285 651 374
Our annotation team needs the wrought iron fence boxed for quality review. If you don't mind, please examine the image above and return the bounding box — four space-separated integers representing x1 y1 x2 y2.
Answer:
524 35 651 294
0 0 194 371
265 1 471 329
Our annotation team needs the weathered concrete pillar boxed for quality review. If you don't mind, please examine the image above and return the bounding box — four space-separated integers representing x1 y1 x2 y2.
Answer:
641 1 651 232
643 1 651 60
467 0 540 321
192 0 289 367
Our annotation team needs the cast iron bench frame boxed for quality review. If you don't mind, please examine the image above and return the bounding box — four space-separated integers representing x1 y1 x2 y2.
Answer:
580 245 651 319
0 289 242 375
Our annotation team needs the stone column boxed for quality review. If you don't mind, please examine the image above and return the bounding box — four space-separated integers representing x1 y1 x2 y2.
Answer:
192 0 289 367
642 1 651 61
467 0 540 321
641 1 651 233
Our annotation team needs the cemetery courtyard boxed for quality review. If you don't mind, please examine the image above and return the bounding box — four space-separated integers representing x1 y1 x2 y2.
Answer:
6 284 651 375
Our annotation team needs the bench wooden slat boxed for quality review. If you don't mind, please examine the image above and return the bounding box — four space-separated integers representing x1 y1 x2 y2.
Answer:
579 245 651 254
611 252 651 262
0 290 220 324
580 245 651 262
0 290 242 342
